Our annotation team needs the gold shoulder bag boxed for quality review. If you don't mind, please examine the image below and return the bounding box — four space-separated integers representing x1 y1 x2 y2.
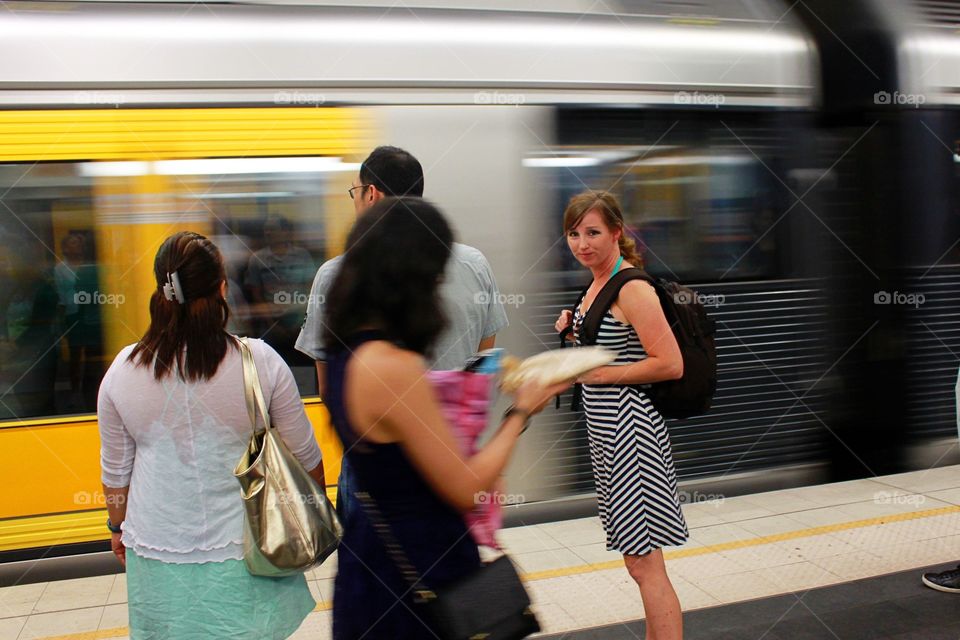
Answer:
233 337 342 576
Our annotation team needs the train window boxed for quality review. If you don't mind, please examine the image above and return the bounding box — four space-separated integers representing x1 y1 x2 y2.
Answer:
0 157 356 421
539 110 799 284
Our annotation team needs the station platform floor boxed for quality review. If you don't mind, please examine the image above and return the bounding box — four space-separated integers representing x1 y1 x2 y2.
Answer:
540 566 959 639
0 464 957 640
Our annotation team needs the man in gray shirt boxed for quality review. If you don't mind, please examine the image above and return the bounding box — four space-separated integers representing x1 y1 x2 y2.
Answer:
295 145 508 517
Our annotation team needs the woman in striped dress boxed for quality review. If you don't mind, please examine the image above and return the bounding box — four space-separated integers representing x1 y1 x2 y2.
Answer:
555 191 688 640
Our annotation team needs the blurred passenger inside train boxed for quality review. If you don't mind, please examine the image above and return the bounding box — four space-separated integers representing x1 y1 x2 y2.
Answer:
98 231 323 640
209 213 252 336
54 232 85 405
245 214 315 366
53 232 84 327
0 237 59 418
555 191 687 640
323 197 565 639
54 231 104 411
297 145 508 520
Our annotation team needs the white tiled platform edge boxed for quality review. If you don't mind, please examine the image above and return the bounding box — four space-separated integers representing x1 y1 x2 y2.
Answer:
2 465 958 639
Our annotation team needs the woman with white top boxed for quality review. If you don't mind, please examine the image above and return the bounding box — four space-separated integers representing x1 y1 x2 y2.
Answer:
98 231 323 639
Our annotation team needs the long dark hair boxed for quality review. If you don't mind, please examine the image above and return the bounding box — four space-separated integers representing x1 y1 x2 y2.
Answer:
129 231 233 381
323 197 453 356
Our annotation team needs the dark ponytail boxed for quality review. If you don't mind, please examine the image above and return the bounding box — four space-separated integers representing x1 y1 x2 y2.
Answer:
128 231 233 381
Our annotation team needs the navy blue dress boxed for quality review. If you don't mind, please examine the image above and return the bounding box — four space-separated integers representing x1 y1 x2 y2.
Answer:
326 332 481 640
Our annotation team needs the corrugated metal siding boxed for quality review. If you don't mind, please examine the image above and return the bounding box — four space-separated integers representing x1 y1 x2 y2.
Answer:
905 265 960 439
914 0 960 27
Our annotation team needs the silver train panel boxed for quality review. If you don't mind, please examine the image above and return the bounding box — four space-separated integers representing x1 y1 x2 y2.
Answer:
0 1 816 107
855 0 960 105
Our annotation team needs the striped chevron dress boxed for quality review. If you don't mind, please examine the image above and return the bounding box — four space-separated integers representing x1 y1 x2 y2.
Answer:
574 308 689 556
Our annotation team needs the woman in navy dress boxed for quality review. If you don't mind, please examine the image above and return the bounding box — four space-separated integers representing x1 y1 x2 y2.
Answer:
555 191 688 640
323 197 567 639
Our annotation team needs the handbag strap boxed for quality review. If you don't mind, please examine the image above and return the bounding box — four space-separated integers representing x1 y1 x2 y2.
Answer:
353 489 437 602
237 337 270 434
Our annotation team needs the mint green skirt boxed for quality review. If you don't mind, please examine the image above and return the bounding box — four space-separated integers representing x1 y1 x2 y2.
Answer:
126 551 315 639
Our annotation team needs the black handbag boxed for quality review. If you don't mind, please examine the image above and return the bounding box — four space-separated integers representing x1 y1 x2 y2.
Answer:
355 489 540 640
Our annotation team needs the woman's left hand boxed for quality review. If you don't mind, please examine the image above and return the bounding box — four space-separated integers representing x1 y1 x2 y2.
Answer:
111 532 126 567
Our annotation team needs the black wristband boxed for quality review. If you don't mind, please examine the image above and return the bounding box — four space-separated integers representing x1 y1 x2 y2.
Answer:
106 518 122 534
503 406 532 434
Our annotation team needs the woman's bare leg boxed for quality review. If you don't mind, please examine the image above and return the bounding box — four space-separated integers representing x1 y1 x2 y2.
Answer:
623 549 682 640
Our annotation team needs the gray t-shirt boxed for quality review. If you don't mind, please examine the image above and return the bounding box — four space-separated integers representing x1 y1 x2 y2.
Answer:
295 243 509 369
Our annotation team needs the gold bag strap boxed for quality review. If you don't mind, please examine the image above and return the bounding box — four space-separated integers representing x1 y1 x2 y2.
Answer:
238 337 270 434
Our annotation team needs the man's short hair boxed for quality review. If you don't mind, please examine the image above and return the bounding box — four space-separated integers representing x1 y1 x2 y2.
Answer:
359 146 424 197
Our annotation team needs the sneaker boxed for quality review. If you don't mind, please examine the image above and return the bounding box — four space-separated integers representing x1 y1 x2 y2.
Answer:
921 566 960 593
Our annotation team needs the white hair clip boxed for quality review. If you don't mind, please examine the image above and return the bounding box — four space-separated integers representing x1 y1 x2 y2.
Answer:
162 271 186 304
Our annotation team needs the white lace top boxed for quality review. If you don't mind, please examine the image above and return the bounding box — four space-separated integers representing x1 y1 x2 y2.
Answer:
98 338 322 563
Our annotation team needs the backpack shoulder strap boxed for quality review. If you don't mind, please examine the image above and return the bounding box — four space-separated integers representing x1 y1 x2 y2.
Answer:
573 284 590 315
559 283 591 347
580 267 651 346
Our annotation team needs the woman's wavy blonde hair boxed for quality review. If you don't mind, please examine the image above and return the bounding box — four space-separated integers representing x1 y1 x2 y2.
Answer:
562 190 642 267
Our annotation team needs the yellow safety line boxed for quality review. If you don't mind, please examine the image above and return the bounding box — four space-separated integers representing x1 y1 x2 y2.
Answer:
23 503 960 640
522 503 960 581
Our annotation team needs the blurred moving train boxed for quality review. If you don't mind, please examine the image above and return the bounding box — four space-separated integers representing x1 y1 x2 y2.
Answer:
1 0 959 568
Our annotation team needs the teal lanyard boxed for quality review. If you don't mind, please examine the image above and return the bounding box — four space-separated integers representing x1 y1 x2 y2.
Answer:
612 255 624 276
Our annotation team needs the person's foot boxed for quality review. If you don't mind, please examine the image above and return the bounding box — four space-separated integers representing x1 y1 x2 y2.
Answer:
921 565 960 594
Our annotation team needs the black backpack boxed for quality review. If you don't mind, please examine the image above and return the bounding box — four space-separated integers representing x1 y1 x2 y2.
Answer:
560 267 717 419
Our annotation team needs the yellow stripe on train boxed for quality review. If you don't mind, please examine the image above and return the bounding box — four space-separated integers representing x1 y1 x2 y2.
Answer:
0 400 342 552
0 108 373 161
